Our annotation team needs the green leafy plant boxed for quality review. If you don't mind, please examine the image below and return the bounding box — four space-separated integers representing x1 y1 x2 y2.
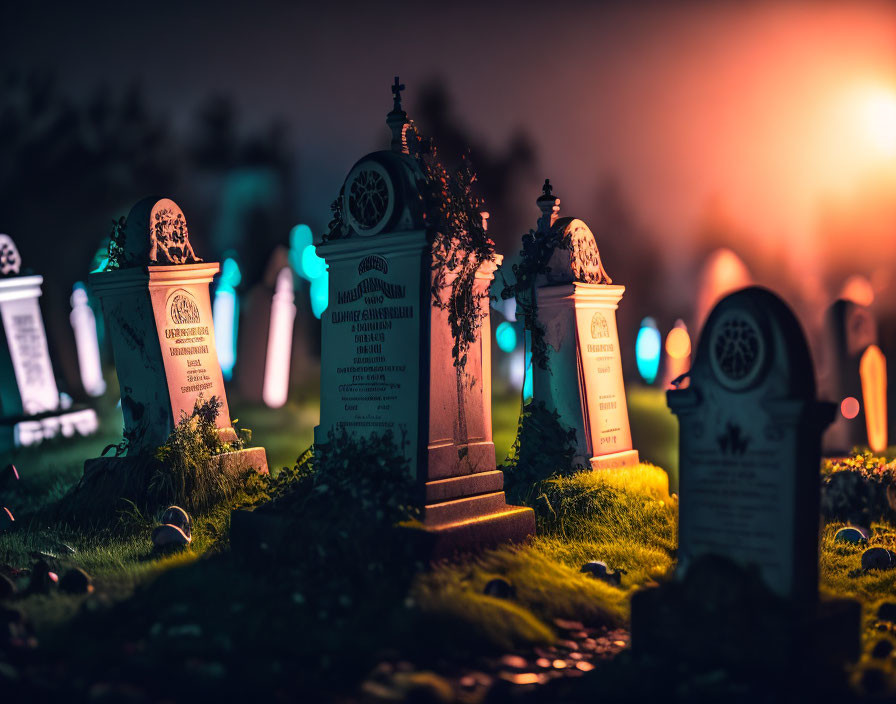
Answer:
104 216 127 271
502 400 582 505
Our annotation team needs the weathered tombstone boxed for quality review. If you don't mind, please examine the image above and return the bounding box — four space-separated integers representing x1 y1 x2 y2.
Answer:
518 180 639 470
820 299 887 454
632 287 859 671
312 80 534 555
82 198 267 509
0 234 98 450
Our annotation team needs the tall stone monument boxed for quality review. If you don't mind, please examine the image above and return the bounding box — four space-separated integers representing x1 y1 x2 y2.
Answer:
0 234 98 450
519 180 638 470
313 79 534 555
632 287 858 669
85 198 267 491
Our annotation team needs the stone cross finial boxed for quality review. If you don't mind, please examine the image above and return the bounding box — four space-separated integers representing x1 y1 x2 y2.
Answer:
391 76 405 111
387 76 410 154
536 179 560 232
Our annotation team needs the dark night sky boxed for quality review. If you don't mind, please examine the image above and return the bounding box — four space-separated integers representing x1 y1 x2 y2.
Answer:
4 0 896 312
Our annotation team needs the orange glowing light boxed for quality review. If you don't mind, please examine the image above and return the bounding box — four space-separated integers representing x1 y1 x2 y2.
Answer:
860 344 888 452
665 327 691 359
841 396 860 420
839 275 875 307
860 86 896 158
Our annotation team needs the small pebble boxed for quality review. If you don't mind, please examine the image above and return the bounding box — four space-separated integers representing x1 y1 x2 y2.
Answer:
862 547 896 571
483 578 514 599
871 639 893 659
877 602 896 623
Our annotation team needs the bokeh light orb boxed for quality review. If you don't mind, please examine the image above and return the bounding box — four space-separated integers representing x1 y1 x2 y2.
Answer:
636 317 661 384
839 274 874 307
301 245 327 280
495 321 517 353
665 327 691 360
840 396 860 420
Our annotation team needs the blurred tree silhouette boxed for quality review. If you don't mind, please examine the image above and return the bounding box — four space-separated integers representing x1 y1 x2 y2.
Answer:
411 77 538 255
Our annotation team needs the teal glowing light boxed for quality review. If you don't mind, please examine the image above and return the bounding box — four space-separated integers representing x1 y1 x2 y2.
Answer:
310 272 329 319
213 256 241 380
289 224 314 279
523 331 533 401
635 317 661 384
301 245 327 280
495 321 517 353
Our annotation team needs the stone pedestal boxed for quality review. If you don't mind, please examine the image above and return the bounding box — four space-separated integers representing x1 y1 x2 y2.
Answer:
534 283 638 470
0 274 98 450
315 225 534 554
90 263 237 453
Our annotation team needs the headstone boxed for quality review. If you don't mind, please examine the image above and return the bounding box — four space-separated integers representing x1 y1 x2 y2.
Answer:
86 198 267 470
631 287 859 671
820 299 887 454
312 80 534 555
520 180 639 470
69 284 106 397
0 234 98 450
89 198 237 453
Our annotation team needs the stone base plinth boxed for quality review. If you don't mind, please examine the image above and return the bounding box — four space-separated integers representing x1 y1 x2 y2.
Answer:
416 504 535 561
590 449 639 470
630 556 861 671
0 407 98 453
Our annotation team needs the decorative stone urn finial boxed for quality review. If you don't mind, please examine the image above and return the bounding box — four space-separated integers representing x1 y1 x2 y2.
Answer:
536 179 560 232
387 76 410 154
0 235 22 277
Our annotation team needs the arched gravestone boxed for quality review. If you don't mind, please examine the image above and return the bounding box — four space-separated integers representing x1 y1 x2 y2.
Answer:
631 287 860 671
0 234 98 450
523 181 638 470
313 81 534 555
669 287 833 601
87 198 267 477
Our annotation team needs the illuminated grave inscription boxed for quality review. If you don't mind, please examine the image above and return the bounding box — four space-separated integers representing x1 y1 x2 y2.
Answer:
313 78 534 556
522 180 638 470
89 198 241 454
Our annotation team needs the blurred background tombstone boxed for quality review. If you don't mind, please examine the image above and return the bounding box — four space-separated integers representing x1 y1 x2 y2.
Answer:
521 180 639 470
632 287 858 671
68 282 106 398
0 234 98 450
820 298 887 454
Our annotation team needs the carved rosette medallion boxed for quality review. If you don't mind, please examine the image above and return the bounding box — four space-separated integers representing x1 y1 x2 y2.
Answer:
344 161 395 236
708 308 767 390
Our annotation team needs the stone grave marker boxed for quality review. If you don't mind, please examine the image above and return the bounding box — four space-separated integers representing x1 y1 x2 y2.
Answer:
519 180 639 470
0 234 98 450
83 198 267 502
631 287 859 670
311 80 534 555
820 298 887 454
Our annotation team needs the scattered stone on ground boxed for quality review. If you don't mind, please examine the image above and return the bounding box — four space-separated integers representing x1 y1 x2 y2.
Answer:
483 577 514 599
878 602 896 623
834 526 870 544
871 639 893 659
861 547 896 571
580 561 624 586
161 506 192 540
59 568 94 595
27 560 57 594
359 620 630 701
152 524 191 549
